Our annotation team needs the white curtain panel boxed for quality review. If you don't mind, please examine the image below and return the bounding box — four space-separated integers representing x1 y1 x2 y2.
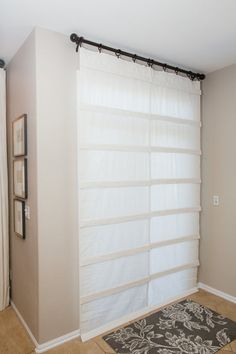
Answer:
77 48 201 339
0 68 9 311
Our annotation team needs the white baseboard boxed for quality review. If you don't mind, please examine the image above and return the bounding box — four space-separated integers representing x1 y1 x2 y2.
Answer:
198 282 236 304
81 287 199 341
11 301 38 348
35 330 80 353
11 301 80 353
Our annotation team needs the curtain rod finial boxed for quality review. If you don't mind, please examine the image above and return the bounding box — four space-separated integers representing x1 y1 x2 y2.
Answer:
70 33 78 43
199 73 206 80
0 59 5 69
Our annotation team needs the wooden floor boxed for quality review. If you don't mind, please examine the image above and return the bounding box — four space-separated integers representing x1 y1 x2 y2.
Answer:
0 289 236 353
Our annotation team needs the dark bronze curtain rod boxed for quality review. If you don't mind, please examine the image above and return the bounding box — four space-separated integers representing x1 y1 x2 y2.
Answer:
0 59 5 69
70 33 205 81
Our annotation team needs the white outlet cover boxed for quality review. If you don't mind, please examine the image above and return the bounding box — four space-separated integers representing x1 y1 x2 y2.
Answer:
213 195 220 206
24 205 30 219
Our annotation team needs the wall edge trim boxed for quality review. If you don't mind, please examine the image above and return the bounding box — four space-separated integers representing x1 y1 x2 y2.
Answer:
35 329 81 353
11 301 39 347
198 282 236 304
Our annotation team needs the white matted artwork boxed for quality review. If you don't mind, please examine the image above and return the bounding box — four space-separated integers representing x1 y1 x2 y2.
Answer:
14 199 25 239
13 158 27 199
12 114 27 157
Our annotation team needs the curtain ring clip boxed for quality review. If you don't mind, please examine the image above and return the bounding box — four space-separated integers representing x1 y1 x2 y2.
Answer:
188 71 195 81
115 49 121 59
98 44 102 53
163 64 167 72
78 36 83 47
132 54 137 63
148 59 154 68
76 36 84 52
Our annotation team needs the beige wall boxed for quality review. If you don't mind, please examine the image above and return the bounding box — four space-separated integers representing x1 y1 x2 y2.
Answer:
7 28 79 344
35 28 79 343
200 63 236 297
7 30 39 339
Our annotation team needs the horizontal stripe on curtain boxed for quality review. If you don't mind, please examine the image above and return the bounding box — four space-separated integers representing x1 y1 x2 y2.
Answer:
77 48 201 339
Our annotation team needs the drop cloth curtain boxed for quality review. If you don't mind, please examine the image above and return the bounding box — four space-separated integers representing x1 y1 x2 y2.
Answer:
0 68 9 311
77 48 201 340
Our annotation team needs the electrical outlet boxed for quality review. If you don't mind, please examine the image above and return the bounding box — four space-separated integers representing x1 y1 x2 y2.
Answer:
213 195 220 206
24 205 30 219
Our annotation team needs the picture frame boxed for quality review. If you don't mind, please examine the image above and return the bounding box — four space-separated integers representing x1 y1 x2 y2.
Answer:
13 158 28 199
12 114 27 157
14 199 25 239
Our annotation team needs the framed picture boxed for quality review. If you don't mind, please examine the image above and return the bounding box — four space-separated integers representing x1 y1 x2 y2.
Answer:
14 199 25 239
13 158 27 199
12 114 27 157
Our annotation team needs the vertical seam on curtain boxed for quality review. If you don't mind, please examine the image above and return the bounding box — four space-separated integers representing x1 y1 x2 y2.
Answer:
147 68 152 308
77 57 82 329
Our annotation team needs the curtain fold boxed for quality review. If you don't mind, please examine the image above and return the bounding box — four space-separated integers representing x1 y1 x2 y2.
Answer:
77 48 201 339
0 68 9 311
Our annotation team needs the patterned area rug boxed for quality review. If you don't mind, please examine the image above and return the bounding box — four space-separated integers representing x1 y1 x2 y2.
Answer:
103 299 236 354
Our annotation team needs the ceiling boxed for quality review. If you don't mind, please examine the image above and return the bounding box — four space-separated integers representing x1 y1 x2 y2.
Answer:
1 0 236 73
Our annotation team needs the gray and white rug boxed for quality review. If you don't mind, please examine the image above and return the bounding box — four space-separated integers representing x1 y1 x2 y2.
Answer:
103 299 236 354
